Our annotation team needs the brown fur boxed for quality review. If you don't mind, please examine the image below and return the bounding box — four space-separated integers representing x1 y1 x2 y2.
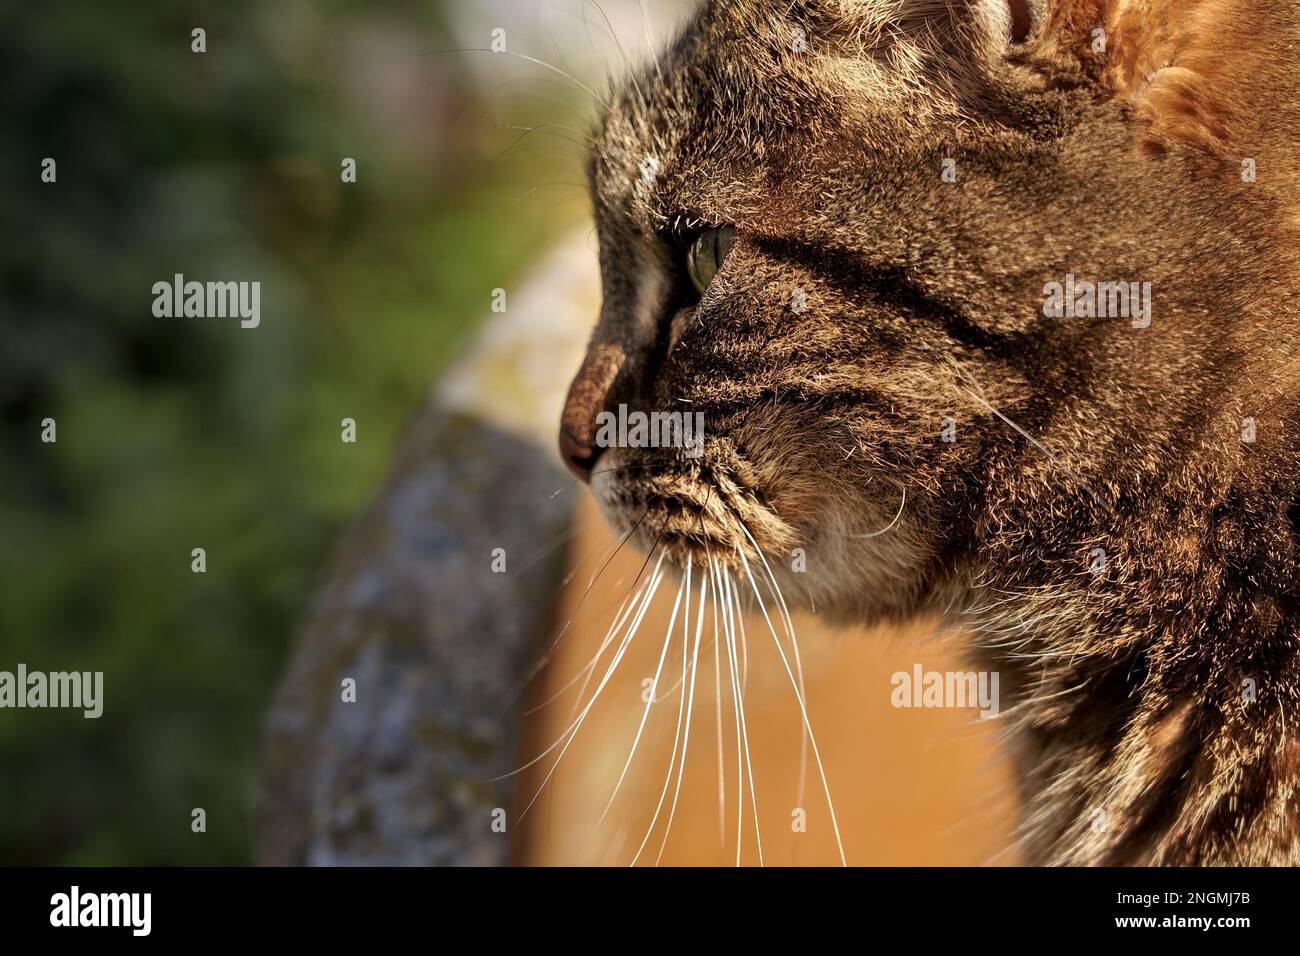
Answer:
560 0 1300 864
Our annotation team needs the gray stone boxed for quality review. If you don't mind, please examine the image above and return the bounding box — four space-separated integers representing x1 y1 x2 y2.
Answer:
256 228 597 865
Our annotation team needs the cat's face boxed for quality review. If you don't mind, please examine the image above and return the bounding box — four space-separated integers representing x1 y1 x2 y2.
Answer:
560 0 1287 621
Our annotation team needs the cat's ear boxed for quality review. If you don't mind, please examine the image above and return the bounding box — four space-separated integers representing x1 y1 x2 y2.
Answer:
1006 0 1034 43
970 0 1037 44
1037 0 1260 156
948 0 1044 73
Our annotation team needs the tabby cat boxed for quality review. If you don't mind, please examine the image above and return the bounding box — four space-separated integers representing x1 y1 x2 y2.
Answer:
558 0 1300 865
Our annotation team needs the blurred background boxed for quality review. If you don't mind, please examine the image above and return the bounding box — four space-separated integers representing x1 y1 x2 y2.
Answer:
1 0 1013 866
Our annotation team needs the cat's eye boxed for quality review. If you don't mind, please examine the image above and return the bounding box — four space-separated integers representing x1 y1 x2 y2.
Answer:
685 225 736 295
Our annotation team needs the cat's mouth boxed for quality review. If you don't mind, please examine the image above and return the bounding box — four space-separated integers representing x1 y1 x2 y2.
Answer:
590 447 799 572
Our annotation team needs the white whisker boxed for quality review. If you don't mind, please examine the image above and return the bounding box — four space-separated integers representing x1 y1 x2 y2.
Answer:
722 567 750 693
712 571 727 851
654 572 708 864
634 0 662 83
525 577 646 717
945 354 1112 514
737 522 810 810
721 562 763 866
630 559 694 865
713 558 746 865
736 544 847 866
582 0 646 108
424 47 610 110
599 556 689 823
512 553 666 819
847 487 907 538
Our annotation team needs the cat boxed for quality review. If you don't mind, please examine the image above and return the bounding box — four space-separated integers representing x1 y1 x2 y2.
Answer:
558 0 1300 865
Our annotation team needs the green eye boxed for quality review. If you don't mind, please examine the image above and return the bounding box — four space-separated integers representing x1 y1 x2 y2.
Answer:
685 225 737 295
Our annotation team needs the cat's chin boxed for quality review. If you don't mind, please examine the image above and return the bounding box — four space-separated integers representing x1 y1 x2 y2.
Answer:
589 448 800 574
589 450 933 626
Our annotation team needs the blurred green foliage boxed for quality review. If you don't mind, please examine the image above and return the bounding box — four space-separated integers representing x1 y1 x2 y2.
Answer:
0 0 587 863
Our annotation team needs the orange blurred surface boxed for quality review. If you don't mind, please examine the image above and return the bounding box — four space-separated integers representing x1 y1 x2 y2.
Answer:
513 495 1019 866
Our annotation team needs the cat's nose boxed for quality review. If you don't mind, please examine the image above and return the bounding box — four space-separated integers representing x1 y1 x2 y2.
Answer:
558 427 602 482
559 342 624 483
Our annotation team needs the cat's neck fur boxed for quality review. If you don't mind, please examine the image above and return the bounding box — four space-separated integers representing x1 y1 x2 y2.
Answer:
948 377 1300 865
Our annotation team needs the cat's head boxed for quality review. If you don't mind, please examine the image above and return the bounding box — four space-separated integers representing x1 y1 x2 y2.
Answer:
560 0 1299 621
